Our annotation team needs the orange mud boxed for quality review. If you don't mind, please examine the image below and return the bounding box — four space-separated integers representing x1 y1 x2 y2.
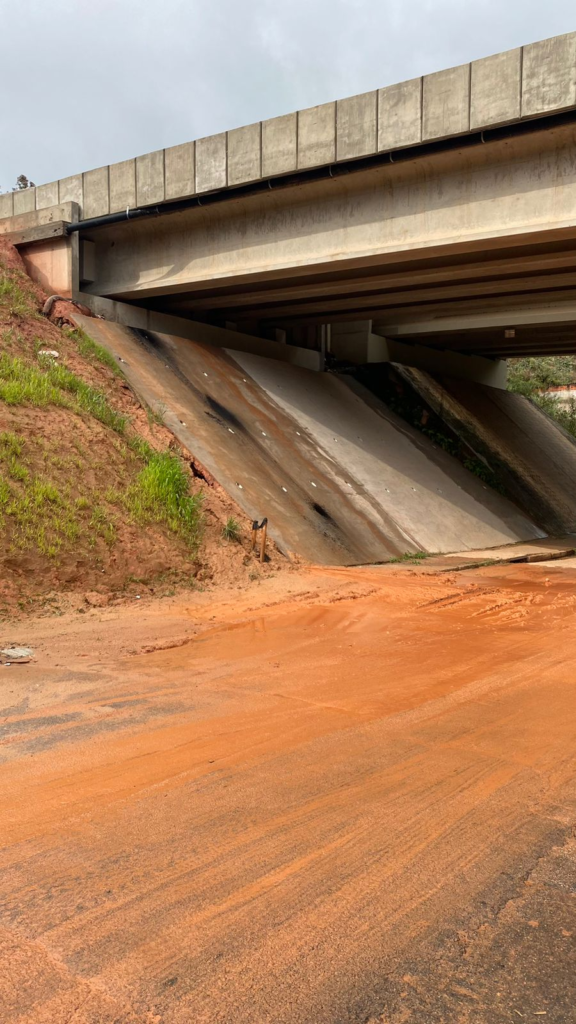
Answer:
1 563 575 1023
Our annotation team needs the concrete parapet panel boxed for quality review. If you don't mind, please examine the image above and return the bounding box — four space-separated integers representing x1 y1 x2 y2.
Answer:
13 188 36 216
36 181 59 210
298 102 336 168
109 159 137 213
0 193 14 219
136 150 165 206
58 174 83 207
261 113 297 177
0 203 78 236
228 123 261 186
337 91 377 161
165 142 195 200
471 49 521 129
83 166 110 219
378 78 422 151
423 64 470 140
196 133 227 193
522 32 576 116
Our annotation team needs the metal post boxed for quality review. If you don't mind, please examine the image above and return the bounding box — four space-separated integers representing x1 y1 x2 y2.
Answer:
259 520 268 563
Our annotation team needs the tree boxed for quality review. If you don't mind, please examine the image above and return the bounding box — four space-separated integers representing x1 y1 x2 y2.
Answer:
13 174 35 190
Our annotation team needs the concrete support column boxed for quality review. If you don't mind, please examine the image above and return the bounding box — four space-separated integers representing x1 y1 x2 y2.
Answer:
19 234 79 299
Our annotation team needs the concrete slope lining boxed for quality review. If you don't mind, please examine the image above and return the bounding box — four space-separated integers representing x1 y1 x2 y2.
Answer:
397 366 576 537
73 316 542 563
227 351 543 553
73 315 405 565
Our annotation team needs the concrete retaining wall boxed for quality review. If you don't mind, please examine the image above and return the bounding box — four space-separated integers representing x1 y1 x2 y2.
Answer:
0 31 574 224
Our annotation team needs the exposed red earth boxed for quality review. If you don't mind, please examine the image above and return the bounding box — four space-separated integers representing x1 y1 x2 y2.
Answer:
1 561 575 1023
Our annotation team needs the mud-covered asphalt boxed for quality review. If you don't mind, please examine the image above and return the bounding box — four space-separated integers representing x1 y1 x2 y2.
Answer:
1 564 575 1023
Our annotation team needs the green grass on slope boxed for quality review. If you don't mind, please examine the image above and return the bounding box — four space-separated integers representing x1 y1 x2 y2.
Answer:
126 452 204 548
65 327 121 375
0 348 204 559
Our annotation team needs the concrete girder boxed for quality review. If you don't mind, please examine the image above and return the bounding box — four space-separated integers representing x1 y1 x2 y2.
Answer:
156 250 576 313
82 125 576 306
207 272 576 324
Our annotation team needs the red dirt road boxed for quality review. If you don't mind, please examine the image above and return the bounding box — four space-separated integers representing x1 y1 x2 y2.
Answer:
1 564 575 1022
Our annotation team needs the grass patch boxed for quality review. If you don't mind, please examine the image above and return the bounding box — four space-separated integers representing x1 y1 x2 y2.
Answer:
222 516 241 542
0 326 205 565
127 435 155 462
66 328 121 375
126 451 203 551
89 504 116 546
0 352 127 432
0 431 29 483
390 550 429 564
0 274 37 317
0 476 80 556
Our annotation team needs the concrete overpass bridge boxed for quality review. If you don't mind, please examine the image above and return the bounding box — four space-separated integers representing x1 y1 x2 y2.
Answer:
3 31 576 564
2 30 576 375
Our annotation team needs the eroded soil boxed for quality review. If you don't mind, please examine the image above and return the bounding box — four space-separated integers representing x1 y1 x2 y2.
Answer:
1 562 575 1022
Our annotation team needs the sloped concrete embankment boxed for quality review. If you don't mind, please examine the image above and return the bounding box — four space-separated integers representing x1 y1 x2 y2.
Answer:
395 366 576 537
73 315 542 565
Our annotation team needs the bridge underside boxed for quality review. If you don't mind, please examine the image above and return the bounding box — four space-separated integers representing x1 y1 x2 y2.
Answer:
136 237 576 360
73 121 576 362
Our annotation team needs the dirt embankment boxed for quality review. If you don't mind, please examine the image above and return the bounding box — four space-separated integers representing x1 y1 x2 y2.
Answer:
0 241 288 619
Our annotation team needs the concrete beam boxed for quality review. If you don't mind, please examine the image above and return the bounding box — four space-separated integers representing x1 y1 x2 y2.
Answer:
79 293 322 371
381 304 576 335
382 338 507 388
330 322 507 386
83 125 576 301
5 220 68 246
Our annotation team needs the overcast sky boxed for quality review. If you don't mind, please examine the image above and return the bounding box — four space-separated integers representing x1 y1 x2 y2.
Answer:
1 0 574 190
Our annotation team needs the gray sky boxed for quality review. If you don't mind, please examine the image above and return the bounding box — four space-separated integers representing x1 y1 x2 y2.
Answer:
1 0 574 190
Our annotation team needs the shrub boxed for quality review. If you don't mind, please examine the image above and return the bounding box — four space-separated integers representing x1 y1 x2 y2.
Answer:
222 517 241 542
